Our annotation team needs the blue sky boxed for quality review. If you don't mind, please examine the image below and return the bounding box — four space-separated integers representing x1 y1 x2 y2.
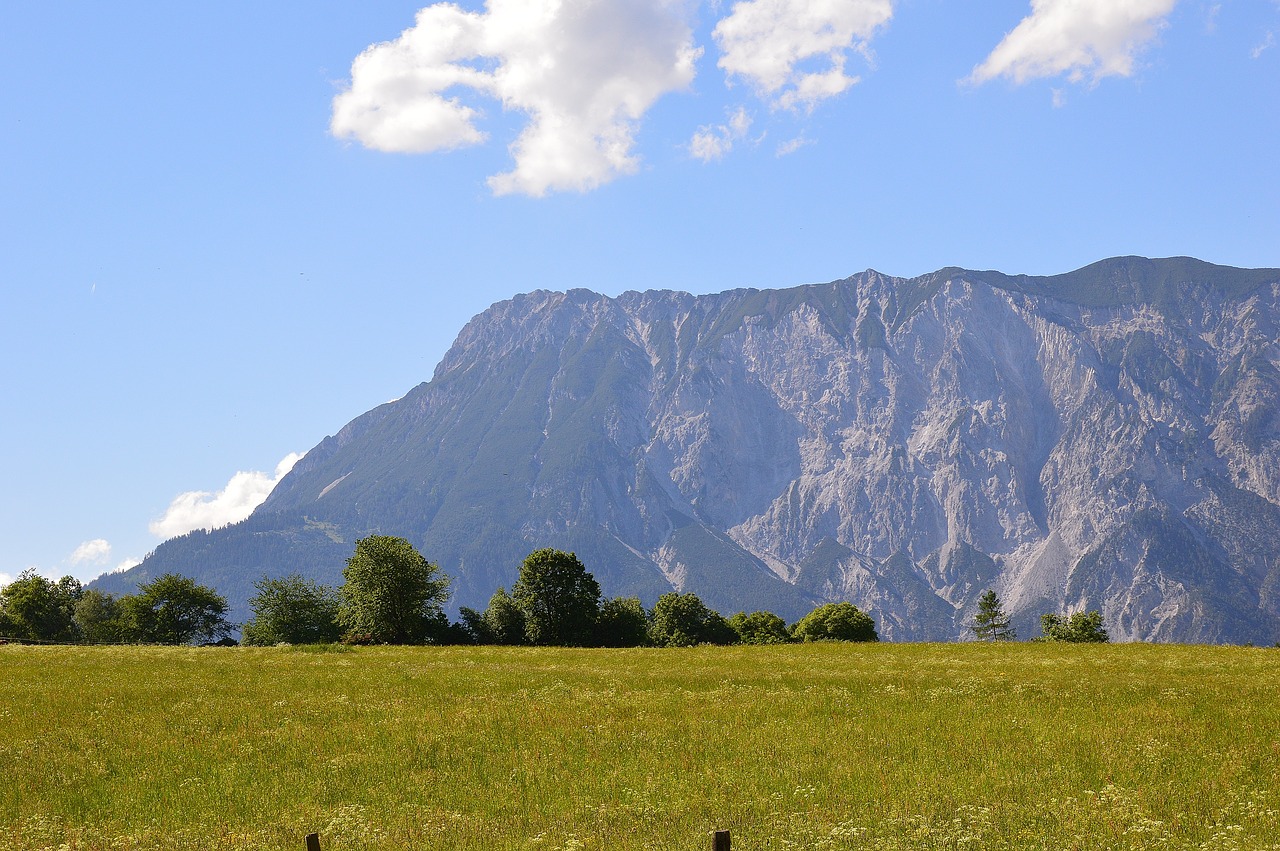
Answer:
2 0 1277 588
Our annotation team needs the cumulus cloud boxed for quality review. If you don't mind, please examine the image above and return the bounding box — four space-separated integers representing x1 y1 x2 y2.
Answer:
688 107 752 161
713 0 893 109
70 539 112 566
149 453 303 540
331 0 701 196
113 558 142 574
969 0 1178 86
0 572 12 589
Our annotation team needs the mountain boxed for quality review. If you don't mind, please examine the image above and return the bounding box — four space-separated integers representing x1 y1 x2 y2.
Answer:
98 256 1280 643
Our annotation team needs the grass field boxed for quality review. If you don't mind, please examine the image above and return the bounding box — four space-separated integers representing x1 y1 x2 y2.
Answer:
2 642 1277 850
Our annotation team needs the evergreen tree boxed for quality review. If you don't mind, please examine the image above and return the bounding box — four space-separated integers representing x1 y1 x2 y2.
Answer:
971 590 1016 641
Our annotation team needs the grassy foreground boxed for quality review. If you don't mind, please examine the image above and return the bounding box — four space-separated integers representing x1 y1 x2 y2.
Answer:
2 643 1278 851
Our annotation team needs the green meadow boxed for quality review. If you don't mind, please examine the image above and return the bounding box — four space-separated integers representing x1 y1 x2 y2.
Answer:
2 643 1277 850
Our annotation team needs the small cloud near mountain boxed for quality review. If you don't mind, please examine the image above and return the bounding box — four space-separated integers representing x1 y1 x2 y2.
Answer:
149 453 304 539
70 538 112 566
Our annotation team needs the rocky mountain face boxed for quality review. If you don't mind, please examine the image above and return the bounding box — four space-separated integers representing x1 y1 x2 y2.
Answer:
104 256 1280 643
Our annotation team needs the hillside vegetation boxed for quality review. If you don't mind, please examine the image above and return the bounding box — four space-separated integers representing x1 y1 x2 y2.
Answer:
3 643 1278 850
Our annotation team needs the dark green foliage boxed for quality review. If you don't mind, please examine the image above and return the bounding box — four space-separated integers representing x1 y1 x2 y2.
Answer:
971 590 1016 641
729 610 792 644
457 607 494 644
241 574 341 646
595 597 650 647
791 602 878 643
0 570 83 642
120 574 232 645
511 549 601 646
336 536 451 644
481 587 528 645
1038 610 1109 643
73 590 126 644
648 592 737 647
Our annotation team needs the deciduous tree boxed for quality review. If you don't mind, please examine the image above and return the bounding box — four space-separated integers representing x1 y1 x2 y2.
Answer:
120 573 233 645
1038 610 1109 643
791 602 878 643
0 570 83 642
595 596 650 647
242 574 341 645
729 610 791 645
337 536 451 644
511 549 600 646
73 589 126 644
648 592 737 647
481 586 528 645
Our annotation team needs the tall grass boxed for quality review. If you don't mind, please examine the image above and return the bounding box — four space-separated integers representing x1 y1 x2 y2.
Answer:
2 643 1277 850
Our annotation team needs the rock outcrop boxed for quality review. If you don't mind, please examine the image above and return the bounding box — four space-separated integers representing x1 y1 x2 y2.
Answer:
103 257 1280 643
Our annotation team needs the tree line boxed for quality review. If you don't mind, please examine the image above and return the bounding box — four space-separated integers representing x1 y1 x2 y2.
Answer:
241 538 880 647
1 537 1107 646
0 569 233 645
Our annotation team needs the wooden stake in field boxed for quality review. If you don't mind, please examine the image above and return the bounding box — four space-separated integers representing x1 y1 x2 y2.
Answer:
304 832 320 851
713 829 731 850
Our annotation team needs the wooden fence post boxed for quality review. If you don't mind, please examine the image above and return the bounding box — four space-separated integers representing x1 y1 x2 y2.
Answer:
713 829 731 850
305 832 320 851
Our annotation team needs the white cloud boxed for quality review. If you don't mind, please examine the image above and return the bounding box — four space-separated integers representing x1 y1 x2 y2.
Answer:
1205 3 1221 33
70 539 112 565
112 558 142 574
331 0 701 197
1253 31 1275 59
688 106 752 161
969 0 1178 86
775 136 811 156
149 453 303 540
713 0 893 109
0 572 12 590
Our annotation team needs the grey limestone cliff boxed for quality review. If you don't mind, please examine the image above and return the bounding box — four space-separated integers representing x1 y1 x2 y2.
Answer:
112 256 1280 643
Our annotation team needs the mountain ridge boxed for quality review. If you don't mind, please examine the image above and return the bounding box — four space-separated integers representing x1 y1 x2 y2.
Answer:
97 256 1280 643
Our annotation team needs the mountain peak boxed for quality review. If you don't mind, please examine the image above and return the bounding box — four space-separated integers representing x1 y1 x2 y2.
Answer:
101 256 1280 644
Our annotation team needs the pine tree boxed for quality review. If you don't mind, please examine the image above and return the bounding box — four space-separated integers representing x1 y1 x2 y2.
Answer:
971 590 1016 641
